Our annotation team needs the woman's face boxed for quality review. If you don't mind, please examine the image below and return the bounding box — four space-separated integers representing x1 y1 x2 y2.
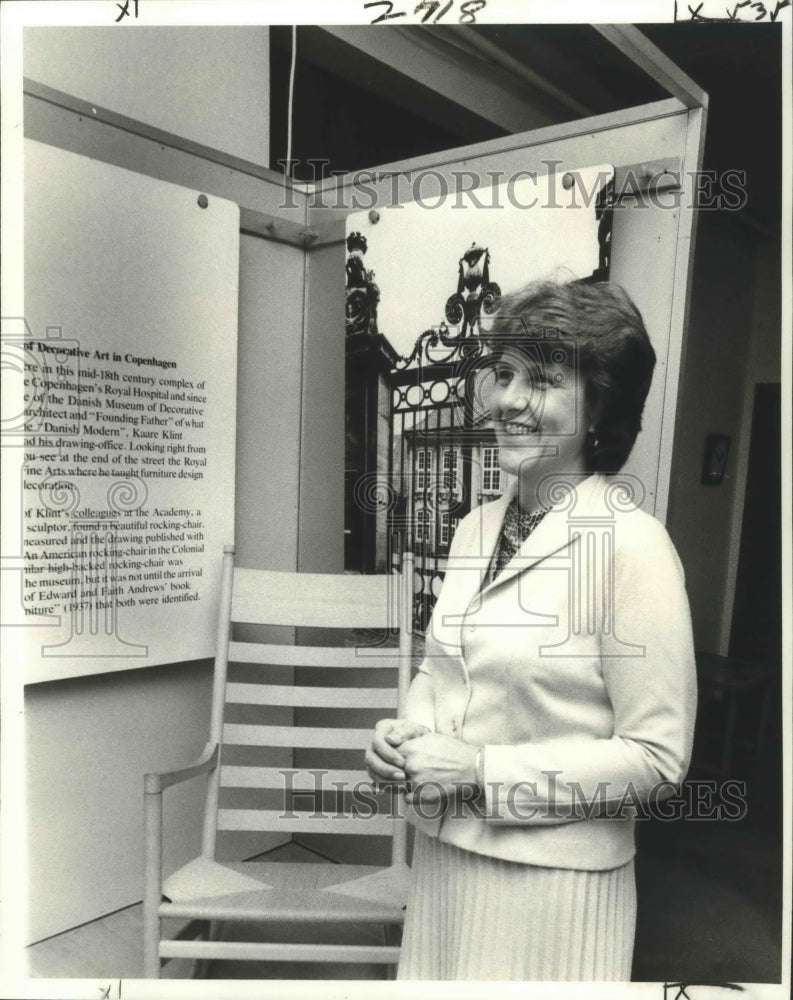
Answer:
488 347 590 487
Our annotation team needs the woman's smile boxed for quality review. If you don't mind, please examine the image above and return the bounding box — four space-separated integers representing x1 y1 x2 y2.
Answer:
500 421 540 436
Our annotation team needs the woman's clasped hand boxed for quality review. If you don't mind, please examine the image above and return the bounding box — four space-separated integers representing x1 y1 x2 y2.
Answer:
365 718 480 805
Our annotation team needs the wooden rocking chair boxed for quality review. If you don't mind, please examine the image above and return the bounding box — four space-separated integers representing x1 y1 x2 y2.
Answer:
143 546 414 977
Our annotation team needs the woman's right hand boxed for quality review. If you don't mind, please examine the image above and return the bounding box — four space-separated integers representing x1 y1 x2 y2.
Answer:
365 718 431 784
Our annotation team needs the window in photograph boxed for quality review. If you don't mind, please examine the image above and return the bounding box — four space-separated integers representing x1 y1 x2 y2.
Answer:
483 447 501 494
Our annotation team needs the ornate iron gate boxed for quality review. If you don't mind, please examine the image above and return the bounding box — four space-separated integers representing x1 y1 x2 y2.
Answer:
388 324 490 630
348 240 501 629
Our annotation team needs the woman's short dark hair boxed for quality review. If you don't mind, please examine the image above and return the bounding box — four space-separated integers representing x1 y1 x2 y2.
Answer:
483 279 656 474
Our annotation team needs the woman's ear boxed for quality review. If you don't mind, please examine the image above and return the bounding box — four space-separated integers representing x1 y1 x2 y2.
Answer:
583 391 603 439
584 391 604 453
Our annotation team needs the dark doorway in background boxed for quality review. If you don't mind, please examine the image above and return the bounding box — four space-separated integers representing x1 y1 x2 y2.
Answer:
729 382 782 664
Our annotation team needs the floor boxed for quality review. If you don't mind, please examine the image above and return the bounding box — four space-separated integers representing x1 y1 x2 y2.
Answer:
27 803 783 984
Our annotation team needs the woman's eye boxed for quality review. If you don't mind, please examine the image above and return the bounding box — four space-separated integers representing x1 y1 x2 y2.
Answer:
494 367 514 386
528 368 557 388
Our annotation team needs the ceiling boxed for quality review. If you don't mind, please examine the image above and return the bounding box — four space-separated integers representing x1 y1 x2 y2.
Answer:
271 23 782 234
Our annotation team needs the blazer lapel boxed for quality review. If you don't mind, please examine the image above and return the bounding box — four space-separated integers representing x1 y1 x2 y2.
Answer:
477 490 513 569
479 474 607 596
438 490 511 637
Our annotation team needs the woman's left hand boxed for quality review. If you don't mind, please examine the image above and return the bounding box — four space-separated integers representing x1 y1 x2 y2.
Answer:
399 733 481 805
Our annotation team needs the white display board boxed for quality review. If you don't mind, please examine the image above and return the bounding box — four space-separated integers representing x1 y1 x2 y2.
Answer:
354 165 614 357
11 139 238 683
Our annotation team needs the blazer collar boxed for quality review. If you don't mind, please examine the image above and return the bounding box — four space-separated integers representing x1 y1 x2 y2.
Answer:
478 473 608 596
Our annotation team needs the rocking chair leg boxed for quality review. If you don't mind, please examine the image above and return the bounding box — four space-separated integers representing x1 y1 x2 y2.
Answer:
383 923 402 980
142 906 161 979
143 787 164 978
192 919 223 979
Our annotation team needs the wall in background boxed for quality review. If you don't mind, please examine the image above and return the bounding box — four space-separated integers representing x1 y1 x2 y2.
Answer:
299 241 346 574
25 661 213 942
23 27 270 167
721 234 782 656
666 214 780 654
236 233 306 574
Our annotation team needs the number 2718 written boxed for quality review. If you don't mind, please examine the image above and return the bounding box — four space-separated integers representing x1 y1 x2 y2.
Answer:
365 1 487 24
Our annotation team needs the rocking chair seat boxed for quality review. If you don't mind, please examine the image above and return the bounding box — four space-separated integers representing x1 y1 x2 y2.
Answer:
161 858 410 922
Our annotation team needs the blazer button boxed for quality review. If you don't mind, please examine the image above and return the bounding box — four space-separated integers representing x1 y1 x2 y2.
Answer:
451 719 458 733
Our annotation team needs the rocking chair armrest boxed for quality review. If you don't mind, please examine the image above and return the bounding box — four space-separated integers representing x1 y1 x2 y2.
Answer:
144 741 220 794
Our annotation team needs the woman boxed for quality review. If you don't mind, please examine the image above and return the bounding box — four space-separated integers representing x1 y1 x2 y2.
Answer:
366 279 697 981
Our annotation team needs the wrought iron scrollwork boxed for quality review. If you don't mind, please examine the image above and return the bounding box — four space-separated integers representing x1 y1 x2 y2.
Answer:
394 243 499 371
444 243 501 338
393 323 486 372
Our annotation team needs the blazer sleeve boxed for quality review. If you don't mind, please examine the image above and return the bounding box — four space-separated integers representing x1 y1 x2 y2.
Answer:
481 517 698 825
403 670 435 731
401 507 482 732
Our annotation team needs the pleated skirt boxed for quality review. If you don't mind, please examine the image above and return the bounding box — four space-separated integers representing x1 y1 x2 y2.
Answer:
397 831 636 981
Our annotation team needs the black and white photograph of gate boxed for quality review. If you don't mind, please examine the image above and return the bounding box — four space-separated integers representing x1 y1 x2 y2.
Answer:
345 166 614 628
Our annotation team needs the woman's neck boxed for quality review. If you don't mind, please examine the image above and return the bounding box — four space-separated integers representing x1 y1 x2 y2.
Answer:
515 466 590 514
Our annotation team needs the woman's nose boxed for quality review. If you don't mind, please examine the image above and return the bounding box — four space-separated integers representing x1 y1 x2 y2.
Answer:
494 378 533 419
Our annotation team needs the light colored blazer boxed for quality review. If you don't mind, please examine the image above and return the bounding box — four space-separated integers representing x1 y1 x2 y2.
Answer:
403 473 697 871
